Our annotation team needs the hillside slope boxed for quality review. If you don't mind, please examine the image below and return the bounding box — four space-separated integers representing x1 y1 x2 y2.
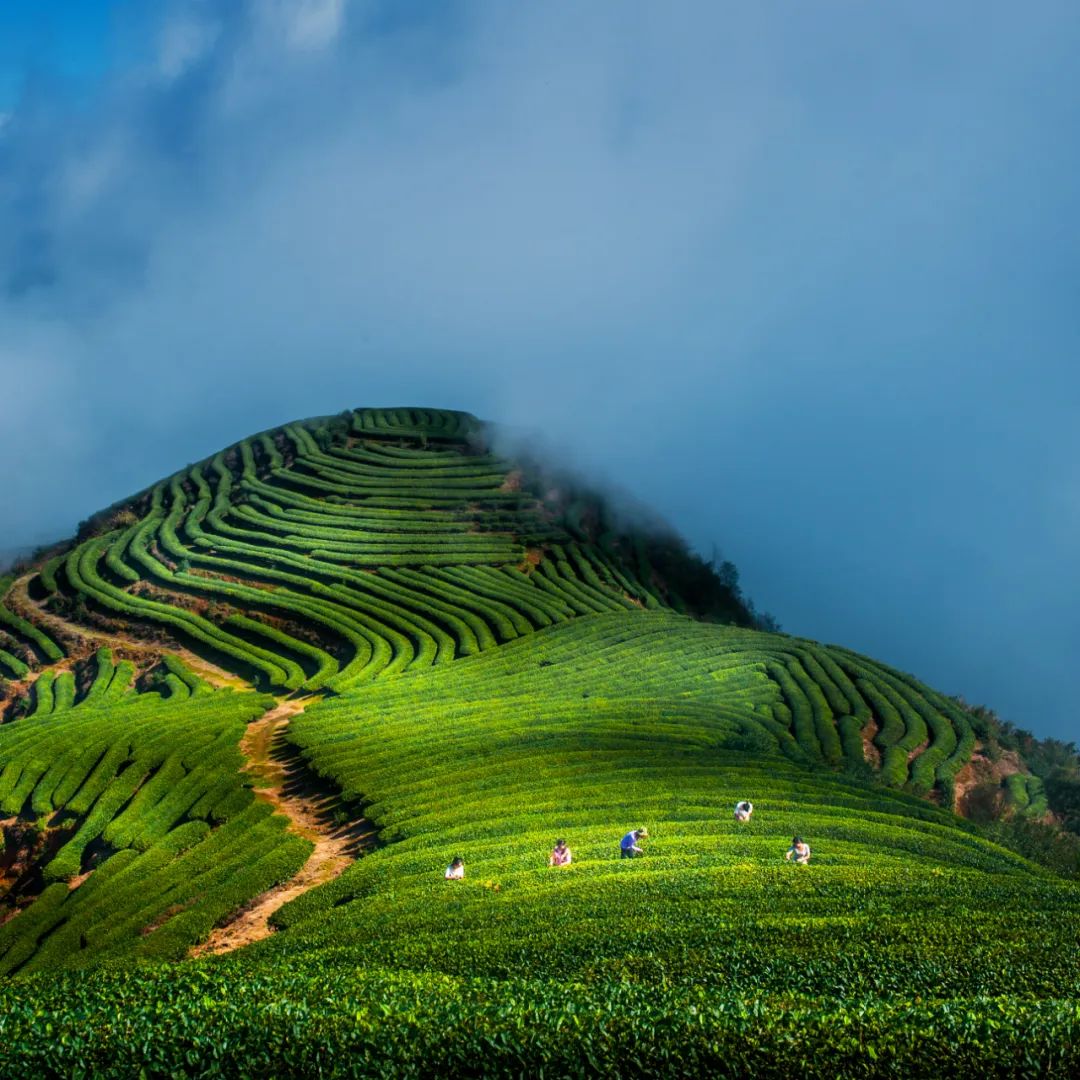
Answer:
269 613 1062 985
0 406 1077 1076
0 407 1050 816
0 613 1077 1076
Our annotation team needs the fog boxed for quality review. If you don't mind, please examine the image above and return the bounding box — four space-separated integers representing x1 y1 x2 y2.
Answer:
1 1 1077 739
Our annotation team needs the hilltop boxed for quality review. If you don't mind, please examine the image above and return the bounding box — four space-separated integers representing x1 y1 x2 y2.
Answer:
0 406 1077 1077
1 407 1071 827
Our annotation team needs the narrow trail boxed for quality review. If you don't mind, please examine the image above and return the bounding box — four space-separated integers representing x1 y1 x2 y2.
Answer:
190 698 374 957
7 573 243 690
9 573 373 953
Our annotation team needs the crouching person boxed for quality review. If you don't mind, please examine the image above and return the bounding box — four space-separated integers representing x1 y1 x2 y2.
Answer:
619 828 648 859
785 837 810 865
549 839 572 867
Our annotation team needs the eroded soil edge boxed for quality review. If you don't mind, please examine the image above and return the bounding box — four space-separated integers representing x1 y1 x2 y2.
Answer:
190 699 373 957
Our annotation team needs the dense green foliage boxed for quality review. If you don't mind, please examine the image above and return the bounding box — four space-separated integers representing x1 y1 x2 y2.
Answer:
0 963 1077 1079
0 574 64 669
39 410 660 697
273 616 1065 982
1 406 1076 1077
7 406 1031 814
0 652 308 972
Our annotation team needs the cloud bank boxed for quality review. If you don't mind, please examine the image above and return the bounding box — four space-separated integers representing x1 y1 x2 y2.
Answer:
1 0 1078 739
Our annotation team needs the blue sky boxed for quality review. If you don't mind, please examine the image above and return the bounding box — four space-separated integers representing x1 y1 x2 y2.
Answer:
0 1 1077 743
0 1 121 107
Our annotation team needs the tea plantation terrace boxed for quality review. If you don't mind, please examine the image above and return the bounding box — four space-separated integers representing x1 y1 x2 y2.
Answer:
0 650 308 974
0 406 1075 1077
0 409 1045 815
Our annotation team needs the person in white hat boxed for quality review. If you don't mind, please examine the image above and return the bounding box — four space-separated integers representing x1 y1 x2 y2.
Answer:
619 827 648 859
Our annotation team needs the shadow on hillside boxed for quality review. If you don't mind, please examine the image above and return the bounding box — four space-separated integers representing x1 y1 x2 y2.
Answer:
268 732 376 857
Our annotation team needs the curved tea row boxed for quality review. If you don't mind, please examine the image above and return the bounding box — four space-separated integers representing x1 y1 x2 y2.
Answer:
0 651 307 974
1 410 1044 811
270 613 1067 992
18 411 656 695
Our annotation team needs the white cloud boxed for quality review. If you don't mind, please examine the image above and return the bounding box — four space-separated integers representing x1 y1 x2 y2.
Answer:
0 1 1078 738
58 137 130 216
268 0 347 51
158 14 221 79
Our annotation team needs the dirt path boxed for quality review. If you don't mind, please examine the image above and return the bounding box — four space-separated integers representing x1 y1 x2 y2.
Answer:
7 573 243 690
190 699 373 957
860 717 882 768
7 574 370 950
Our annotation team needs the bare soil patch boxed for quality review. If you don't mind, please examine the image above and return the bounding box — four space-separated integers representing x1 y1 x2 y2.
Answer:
953 745 1027 817
907 738 930 764
860 718 881 768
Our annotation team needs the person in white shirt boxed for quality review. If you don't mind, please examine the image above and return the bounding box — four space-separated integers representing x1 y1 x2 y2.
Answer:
549 839 572 867
445 857 465 880
734 800 753 823
785 837 810 865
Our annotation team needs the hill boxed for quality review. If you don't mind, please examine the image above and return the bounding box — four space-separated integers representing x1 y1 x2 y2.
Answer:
0 406 1077 1077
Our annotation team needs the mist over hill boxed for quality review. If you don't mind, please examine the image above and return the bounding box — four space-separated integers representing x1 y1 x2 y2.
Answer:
0 548 35 575
0 405 1077 1076
1 406 1076 842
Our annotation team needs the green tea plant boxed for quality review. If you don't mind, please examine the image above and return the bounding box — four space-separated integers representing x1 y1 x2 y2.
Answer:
1 407 1073 1078
270 614 1066 988
0 657 308 973
0 575 64 664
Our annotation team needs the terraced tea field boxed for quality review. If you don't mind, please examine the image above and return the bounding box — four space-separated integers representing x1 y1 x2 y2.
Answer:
0 407 1076 1077
0 650 311 973
24 409 658 695
273 614 1070 989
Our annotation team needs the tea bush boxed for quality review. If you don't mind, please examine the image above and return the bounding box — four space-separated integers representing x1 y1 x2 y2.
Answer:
0 663 308 973
3 407 1073 1076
